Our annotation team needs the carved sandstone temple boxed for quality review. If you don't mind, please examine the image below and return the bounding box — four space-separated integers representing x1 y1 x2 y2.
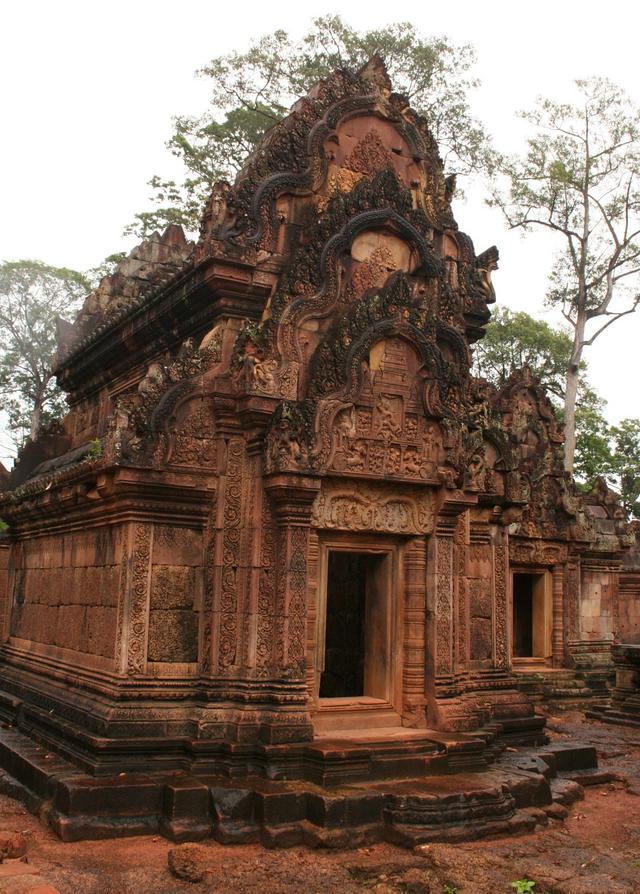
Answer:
1 60 639 814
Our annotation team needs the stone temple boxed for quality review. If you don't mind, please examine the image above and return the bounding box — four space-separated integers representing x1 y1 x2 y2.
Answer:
0 58 638 843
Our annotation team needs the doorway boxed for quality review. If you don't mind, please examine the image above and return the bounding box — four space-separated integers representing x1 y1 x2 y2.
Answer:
314 538 401 732
319 551 387 699
512 571 551 660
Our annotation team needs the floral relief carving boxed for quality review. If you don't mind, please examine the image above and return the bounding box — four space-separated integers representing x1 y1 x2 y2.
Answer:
218 439 244 669
256 495 276 674
436 535 454 674
127 524 152 676
494 543 508 668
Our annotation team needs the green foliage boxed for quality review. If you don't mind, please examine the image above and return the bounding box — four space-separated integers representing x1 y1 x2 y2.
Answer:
443 885 458 894
0 259 89 449
609 419 640 518
511 880 536 894
572 386 614 485
126 15 490 237
88 438 102 458
473 307 576 401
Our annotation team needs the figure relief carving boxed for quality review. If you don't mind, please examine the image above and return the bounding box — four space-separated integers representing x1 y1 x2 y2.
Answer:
199 323 224 365
327 338 443 480
464 451 486 491
167 403 216 468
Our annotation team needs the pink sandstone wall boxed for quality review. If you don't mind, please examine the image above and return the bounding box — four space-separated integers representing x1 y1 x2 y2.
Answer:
9 527 123 659
580 566 616 642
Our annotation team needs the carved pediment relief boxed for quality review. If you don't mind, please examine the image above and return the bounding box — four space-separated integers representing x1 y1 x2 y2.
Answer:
323 337 444 481
324 117 424 190
165 397 216 469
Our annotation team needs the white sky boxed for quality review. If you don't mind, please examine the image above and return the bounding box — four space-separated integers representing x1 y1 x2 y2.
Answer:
1 0 639 465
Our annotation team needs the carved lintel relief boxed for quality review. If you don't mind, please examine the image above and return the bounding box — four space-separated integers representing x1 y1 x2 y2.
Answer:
218 438 245 669
311 481 436 535
233 350 299 400
509 540 568 567
126 523 153 676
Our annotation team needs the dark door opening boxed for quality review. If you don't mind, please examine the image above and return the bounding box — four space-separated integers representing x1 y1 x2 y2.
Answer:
513 574 533 657
319 550 387 699
512 572 549 659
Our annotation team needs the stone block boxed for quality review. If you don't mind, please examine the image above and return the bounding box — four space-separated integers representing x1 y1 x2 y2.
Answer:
470 617 492 660
147 610 198 663
153 527 202 566
150 566 196 610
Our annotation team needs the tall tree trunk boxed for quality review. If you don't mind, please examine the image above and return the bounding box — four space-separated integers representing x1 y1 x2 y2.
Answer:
563 316 586 473
29 402 41 441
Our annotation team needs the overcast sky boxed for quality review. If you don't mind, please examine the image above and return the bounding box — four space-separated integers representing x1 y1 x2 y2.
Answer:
1 0 639 465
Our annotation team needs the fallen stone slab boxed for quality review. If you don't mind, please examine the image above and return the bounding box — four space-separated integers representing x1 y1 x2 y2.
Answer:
560 769 618 786
550 778 585 806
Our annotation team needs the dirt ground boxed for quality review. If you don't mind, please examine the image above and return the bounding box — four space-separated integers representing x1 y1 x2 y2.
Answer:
0 708 639 894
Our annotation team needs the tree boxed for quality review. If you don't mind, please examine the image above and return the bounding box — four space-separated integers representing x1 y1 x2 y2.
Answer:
0 260 89 448
473 307 577 401
572 386 614 485
126 15 489 237
609 419 640 518
492 78 640 473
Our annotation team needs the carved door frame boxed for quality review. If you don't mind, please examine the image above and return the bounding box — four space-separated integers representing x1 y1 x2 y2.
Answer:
510 565 553 666
311 530 404 732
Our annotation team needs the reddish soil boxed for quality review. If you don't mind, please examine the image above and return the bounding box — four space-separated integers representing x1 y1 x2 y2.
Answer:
0 709 639 894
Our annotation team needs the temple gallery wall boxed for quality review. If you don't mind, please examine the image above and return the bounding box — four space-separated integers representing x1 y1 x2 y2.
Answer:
0 57 638 802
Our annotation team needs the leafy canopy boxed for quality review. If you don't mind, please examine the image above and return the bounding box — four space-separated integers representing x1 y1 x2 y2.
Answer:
473 307 577 402
126 15 489 237
0 260 89 448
